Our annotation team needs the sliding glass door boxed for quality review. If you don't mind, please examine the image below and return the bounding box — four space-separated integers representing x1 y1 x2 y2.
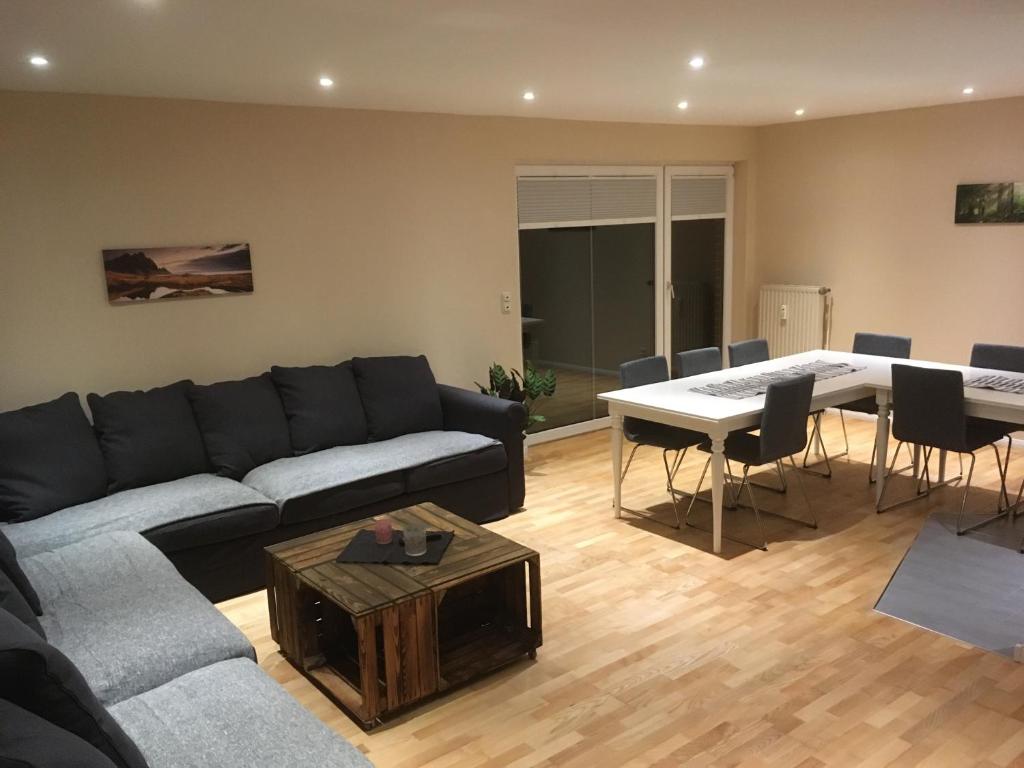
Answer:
665 167 733 375
517 169 662 436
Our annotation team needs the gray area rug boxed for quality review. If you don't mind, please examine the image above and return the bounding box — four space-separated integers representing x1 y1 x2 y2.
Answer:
875 513 1024 657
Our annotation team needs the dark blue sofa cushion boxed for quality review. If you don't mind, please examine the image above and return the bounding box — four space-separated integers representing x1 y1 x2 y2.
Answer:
0 529 41 615
0 608 147 768
88 380 210 493
0 569 43 637
0 698 119 768
270 363 368 454
0 394 107 523
188 374 292 480
352 355 443 441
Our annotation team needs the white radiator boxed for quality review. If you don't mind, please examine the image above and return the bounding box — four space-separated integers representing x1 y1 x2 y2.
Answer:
757 284 833 358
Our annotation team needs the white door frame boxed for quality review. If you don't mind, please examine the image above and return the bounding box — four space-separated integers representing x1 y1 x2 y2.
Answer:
514 165 664 445
663 165 735 368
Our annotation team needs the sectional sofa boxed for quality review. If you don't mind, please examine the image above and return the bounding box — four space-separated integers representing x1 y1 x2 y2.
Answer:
0 354 527 766
0 354 527 601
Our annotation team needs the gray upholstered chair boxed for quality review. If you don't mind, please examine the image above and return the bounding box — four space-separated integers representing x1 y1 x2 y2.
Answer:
727 339 769 368
877 365 1009 535
688 373 817 550
675 347 722 379
970 343 1024 547
804 332 912 480
618 356 707 529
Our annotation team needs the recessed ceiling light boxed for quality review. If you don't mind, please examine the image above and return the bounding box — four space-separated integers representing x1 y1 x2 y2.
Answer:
794 108 806 117
677 100 689 110
318 76 334 88
962 86 975 95
689 56 705 70
29 55 49 68
522 90 535 101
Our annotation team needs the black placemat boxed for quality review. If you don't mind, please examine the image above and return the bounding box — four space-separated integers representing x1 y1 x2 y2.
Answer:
335 529 454 565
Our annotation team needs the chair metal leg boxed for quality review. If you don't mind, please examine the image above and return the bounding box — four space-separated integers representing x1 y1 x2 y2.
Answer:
746 458 818 530
956 443 1012 535
684 456 712 526
661 450 683 529
684 458 767 550
876 441 932 513
620 443 641 484
802 411 841 478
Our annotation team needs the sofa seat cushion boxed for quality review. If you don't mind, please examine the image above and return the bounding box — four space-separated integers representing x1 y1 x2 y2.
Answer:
4 474 279 558
405 443 507 493
88 380 210 493
22 532 256 705
109 658 374 768
243 430 500 523
0 393 108 523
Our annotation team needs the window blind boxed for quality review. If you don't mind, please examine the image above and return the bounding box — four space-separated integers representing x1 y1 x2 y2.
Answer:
670 176 727 218
517 175 657 228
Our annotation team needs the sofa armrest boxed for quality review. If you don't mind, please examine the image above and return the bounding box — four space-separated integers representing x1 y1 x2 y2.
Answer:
438 385 526 510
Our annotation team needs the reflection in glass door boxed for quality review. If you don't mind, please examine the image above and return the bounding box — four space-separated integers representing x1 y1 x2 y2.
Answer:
517 170 662 437
666 169 732 375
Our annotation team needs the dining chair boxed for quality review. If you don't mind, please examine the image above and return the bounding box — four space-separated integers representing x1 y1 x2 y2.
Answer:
727 338 769 368
618 356 708 529
876 365 1010 535
675 346 722 378
687 373 817 550
970 343 1024 547
803 332 912 480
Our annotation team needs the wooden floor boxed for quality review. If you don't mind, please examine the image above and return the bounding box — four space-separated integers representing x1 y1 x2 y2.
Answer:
219 413 1024 767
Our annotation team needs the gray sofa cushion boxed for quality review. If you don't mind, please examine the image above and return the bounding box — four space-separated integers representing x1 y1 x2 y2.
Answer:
275 472 405 526
0 698 120 768
88 380 210 493
110 658 374 768
243 430 500 507
22 532 255 705
271 363 368 453
4 474 278 558
0 393 108 523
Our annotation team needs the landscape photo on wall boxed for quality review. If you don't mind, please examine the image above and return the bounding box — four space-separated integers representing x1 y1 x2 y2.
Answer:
954 182 1024 224
102 243 254 302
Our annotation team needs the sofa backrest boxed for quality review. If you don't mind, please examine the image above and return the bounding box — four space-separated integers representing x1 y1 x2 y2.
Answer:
0 607 148 768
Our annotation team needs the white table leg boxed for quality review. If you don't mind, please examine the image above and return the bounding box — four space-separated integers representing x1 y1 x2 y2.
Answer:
710 434 726 554
938 450 947 483
913 444 921 479
874 396 890 503
611 412 623 519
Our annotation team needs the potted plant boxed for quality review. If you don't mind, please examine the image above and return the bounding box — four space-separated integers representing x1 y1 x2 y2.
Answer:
476 362 556 450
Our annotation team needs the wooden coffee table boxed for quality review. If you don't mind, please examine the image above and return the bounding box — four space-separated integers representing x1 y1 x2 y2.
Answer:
264 503 541 730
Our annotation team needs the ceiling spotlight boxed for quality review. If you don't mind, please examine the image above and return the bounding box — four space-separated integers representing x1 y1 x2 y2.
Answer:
677 100 689 110
689 56 704 70
962 86 975 95
794 108 806 117
29 55 49 68
318 76 334 88
522 90 535 101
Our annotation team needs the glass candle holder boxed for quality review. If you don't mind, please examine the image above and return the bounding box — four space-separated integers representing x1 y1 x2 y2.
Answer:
373 517 393 545
403 524 427 557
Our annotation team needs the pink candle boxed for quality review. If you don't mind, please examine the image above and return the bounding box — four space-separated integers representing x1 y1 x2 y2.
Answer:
374 517 393 545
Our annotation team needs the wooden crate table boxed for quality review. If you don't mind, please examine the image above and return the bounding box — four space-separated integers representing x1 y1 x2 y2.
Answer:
265 503 542 730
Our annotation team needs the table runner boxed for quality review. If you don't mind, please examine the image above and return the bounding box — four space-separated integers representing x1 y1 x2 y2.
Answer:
690 359 865 400
965 374 1024 395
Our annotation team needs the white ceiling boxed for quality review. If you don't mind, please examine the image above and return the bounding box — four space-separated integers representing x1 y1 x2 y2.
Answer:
2 0 1023 126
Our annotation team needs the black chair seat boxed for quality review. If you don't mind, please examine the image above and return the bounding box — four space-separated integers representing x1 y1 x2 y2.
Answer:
838 395 878 415
697 431 763 466
963 417 1011 453
627 419 706 451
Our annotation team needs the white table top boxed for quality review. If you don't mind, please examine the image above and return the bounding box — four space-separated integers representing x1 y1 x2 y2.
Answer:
598 349 1024 430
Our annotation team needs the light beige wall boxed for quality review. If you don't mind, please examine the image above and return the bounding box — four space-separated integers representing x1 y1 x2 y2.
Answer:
754 97 1024 364
0 91 755 411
